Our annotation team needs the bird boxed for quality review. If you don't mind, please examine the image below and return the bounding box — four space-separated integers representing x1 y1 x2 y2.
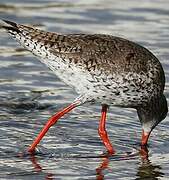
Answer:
1 19 168 154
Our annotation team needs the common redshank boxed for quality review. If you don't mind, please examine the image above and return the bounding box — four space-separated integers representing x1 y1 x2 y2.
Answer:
1 20 168 154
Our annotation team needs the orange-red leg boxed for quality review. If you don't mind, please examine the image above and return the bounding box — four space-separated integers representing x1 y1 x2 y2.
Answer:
98 104 115 154
28 101 79 153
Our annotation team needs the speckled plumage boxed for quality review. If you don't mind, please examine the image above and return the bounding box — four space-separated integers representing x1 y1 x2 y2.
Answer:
2 20 168 139
2 20 165 107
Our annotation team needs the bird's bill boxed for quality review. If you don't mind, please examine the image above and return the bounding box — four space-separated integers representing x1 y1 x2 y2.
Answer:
141 129 150 146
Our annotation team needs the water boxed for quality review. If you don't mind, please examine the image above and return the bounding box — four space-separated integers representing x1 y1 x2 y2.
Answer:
0 0 169 179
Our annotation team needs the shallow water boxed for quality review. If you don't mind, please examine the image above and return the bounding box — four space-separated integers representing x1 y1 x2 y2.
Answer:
0 0 169 179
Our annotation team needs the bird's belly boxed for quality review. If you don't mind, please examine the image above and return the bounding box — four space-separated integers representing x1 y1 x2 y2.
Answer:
40 55 97 95
20 40 96 96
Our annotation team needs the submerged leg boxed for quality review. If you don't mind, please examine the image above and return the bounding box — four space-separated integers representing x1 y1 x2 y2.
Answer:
28 100 81 153
98 104 115 154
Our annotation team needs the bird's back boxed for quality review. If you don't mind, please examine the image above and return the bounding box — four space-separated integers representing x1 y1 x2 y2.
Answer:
2 21 165 106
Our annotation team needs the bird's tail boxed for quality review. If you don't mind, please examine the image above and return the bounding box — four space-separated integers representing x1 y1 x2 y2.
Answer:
1 19 38 39
1 19 60 58
1 19 75 59
1 19 21 34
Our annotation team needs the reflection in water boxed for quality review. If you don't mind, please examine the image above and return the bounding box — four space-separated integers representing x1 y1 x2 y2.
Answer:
136 147 164 180
95 147 164 180
96 155 109 180
136 162 164 180
30 155 54 180
17 146 164 180
30 155 42 172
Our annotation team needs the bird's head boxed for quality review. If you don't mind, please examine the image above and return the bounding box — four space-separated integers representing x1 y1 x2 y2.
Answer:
137 94 168 146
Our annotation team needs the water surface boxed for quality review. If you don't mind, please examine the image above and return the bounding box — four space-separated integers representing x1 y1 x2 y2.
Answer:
0 0 169 179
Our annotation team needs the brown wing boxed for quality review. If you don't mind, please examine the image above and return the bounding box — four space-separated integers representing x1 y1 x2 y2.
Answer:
50 34 153 74
50 34 165 92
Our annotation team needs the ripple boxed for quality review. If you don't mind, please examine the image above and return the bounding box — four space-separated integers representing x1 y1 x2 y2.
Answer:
0 47 28 57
